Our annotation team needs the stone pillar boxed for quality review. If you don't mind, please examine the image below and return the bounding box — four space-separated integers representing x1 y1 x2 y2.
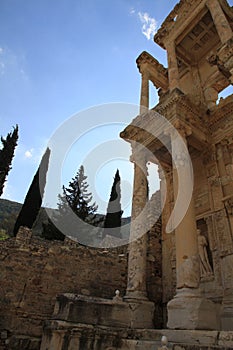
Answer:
215 143 233 330
166 41 179 91
166 123 218 330
140 71 149 114
125 149 149 301
68 330 81 350
206 0 232 44
171 125 200 289
49 331 65 350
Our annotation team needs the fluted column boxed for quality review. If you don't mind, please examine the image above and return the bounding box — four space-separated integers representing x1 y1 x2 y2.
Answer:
125 149 149 301
140 71 149 114
166 41 180 91
206 0 232 44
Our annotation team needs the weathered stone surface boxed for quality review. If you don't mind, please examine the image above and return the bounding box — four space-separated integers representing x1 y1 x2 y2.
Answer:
167 293 218 330
52 293 155 329
0 219 162 346
0 236 127 343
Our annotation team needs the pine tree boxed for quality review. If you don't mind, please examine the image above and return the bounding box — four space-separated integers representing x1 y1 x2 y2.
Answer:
104 169 123 238
13 147 51 236
66 165 98 223
0 125 19 197
42 165 100 243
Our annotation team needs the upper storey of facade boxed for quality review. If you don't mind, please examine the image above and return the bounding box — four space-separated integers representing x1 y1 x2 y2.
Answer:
137 0 233 114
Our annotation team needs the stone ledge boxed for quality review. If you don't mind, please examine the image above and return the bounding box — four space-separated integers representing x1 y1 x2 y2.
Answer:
53 293 155 329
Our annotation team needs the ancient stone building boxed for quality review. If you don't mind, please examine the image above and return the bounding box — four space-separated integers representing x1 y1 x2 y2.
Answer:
121 0 233 333
1 0 233 349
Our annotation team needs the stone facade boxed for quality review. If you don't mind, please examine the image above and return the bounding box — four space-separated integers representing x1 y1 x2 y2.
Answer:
121 0 233 333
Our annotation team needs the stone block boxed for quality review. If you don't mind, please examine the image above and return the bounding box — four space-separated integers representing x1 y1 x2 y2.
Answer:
167 293 218 330
53 293 155 329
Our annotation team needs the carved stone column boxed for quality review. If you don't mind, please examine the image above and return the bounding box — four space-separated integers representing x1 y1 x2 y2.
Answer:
170 124 200 289
158 163 177 308
123 147 155 329
68 330 82 350
166 41 179 91
206 0 232 44
49 331 65 350
140 71 149 114
125 149 149 301
215 143 233 330
166 123 218 330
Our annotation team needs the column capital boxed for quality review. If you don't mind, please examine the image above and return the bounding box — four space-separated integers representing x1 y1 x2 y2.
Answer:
164 121 192 140
173 120 192 139
130 145 150 175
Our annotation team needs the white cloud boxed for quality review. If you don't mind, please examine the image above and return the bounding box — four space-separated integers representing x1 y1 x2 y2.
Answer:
130 7 135 15
25 149 33 158
138 12 158 40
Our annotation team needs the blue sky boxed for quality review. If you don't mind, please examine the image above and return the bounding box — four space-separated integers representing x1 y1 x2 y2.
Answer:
1 0 233 216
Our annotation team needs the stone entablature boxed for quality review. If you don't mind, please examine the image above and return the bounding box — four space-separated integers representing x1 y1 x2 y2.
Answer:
154 0 233 48
136 51 168 91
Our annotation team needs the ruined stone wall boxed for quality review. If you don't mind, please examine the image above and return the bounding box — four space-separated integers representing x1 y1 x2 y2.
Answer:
0 215 162 347
0 234 128 343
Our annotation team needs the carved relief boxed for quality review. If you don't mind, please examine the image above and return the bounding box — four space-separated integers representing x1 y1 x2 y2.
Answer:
213 209 233 256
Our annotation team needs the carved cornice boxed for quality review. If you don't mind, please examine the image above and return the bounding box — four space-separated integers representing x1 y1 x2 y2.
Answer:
136 51 167 74
120 89 210 152
154 0 204 48
154 88 208 131
209 95 233 132
136 51 168 90
208 39 233 82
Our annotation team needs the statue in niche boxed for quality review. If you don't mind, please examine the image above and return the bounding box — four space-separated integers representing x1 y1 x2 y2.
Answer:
197 229 213 277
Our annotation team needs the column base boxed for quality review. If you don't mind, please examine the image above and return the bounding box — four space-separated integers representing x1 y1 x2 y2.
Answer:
167 288 218 330
221 296 233 330
124 290 149 302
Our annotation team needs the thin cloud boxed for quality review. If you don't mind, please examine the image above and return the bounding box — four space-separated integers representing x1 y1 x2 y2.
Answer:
130 7 135 15
0 47 5 74
138 12 158 40
0 46 29 79
25 149 33 158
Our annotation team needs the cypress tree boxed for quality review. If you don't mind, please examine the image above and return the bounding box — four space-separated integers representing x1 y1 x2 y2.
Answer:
13 147 51 236
0 125 19 197
104 169 123 238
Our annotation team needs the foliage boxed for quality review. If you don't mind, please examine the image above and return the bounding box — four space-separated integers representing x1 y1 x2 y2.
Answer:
104 169 123 238
13 148 51 236
0 229 10 240
0 199 21 236
42 165 101 244
0 125 19 197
